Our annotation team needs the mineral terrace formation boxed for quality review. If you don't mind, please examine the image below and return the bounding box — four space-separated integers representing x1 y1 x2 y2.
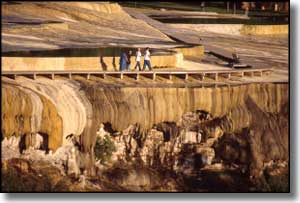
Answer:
1 2 289 192
2 2 173 52
2 76 289 191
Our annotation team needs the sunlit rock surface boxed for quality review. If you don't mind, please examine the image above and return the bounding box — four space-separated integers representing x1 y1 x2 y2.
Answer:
170 24 288 36
2 75 288 191
2 77 288 147
2 51 184 71
2 2 174 52
1 1 289 192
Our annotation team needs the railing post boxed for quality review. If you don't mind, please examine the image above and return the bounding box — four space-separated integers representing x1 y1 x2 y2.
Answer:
201 73 205 80
185 73 189 80
214 73 218 81
120 73 123 79
220 73 231 79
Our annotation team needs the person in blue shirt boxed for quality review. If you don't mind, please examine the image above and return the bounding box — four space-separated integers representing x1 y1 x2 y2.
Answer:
119 50 128 71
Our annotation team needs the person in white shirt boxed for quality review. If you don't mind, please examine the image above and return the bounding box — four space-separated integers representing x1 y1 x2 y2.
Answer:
143 47 152 71
134 48 142 71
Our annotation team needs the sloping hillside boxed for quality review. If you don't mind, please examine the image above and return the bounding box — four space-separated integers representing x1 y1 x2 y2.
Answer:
2 2 175 52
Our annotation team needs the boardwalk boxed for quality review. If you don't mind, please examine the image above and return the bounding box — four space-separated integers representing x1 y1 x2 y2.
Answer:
2 68 272 81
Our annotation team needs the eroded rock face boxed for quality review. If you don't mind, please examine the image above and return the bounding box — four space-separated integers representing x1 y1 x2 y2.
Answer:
92 97 288 184
1 76 288 191
1 157 106 192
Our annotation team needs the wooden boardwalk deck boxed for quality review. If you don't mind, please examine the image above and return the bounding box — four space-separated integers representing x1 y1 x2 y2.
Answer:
2 68 272 81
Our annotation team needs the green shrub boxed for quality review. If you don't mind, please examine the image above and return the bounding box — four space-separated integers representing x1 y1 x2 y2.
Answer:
94 135 116 165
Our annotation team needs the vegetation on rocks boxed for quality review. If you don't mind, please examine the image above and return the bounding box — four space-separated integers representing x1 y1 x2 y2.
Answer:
94 135 116 165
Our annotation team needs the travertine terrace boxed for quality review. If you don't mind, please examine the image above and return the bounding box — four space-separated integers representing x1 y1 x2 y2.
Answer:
1 2 289 192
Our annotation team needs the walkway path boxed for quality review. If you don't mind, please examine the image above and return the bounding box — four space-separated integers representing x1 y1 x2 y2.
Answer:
2 68 272 82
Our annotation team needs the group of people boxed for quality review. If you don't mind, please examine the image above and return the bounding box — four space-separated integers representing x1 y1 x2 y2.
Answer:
119 47 152 71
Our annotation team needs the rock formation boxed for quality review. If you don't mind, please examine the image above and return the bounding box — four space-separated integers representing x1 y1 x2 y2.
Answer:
2 2 174 52
1 1 289 192
2 75 289 191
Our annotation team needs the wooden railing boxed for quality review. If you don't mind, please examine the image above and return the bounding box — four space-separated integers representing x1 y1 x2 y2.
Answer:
2 68 273 81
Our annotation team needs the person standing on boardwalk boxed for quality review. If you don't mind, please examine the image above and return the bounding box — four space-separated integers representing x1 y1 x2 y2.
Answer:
143 47 152 71
134 48 142 71
126 50 132 71
119 50 127 71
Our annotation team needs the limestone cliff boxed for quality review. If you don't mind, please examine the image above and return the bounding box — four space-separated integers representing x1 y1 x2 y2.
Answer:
2 75 288 191
2 77 288 145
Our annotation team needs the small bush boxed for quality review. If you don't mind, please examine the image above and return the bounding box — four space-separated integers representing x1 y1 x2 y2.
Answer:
94 135 116 165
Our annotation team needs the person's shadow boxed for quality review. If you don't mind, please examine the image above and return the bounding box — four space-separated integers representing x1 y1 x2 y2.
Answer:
112 56 117 71
100 56 107 71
